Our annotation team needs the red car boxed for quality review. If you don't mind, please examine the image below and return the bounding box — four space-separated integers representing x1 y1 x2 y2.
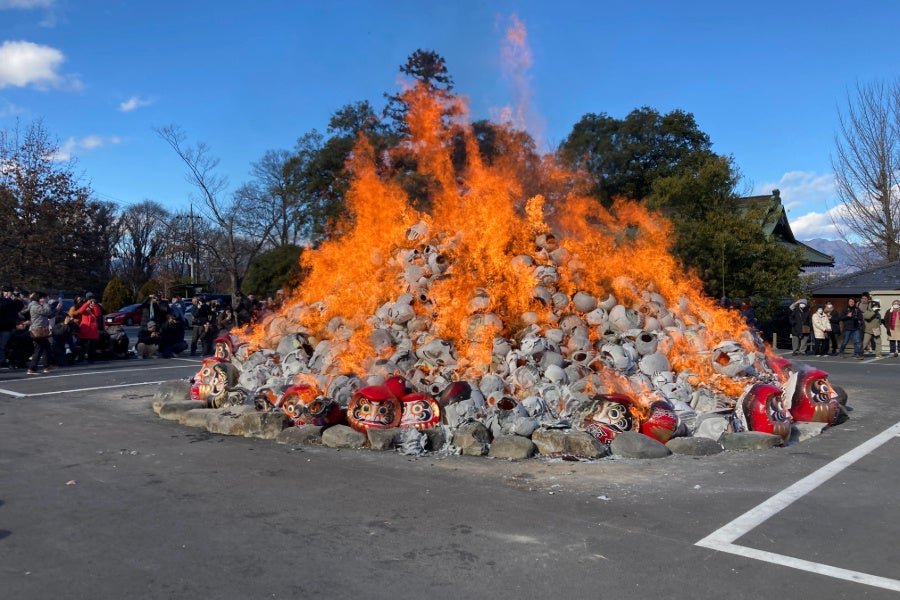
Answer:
104 303 143 326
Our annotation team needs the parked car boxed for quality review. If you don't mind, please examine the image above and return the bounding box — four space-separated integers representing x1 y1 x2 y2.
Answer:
104 303 143 326
202 293 232 308
181 302 196 327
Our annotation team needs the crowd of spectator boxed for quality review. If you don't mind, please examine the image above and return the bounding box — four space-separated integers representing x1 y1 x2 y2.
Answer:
785 292 900 359
705 294 900 360
0 285 273 373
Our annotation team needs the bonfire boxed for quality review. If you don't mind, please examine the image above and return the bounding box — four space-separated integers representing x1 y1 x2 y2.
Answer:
189 82 843 456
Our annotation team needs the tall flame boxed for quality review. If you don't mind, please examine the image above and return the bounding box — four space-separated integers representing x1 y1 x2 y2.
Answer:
241 79 755 404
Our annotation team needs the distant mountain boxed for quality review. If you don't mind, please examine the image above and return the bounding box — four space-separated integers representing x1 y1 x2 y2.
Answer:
801 238 860 275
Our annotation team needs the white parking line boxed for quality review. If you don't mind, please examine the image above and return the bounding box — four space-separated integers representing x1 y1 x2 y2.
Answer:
0 363 198 398
36 364 196 379
23 380 174 397
697 420 900 591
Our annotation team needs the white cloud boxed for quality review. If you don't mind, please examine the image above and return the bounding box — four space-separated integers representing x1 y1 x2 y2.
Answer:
753 170 837 213
50 135 121 161
0 40 81 90
752 170 850 240
0 98 23 116
0 0 55 8
790 209 843 239
119 95 155 112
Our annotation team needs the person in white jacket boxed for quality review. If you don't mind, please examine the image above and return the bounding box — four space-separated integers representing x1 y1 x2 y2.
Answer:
811 305 832 357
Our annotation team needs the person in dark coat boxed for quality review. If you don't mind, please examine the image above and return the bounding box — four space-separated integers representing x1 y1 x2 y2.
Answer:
0 285 23 368
825 302 841 356
135 321 161 359
51 314 78 366
189 296 212 356
788 299 811 356
140 292 168 327
838 298 864 358
159 313 188 358
6 321 34 369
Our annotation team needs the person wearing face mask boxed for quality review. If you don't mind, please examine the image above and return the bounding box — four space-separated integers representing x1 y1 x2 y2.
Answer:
858 293 877 353
788 299 811 355
882 300 900 357
862 300 884 358
811 305 831 357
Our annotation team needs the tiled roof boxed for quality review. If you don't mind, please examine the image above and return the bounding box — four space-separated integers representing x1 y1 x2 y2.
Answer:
812 260 900 295
738 190 834 268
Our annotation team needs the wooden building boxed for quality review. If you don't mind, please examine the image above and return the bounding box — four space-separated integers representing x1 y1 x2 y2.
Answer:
811 260 900 309
736 189 834 270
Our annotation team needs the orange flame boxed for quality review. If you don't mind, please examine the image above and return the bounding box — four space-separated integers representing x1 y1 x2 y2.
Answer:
241 79 757 404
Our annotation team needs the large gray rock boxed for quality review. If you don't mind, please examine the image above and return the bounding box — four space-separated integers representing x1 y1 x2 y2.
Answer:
152 380 192 407
276 425 323 446
488 435 535 460
321 424 367 449
531 428 567 455
532 429 607 458
789 422 829 445
666 436 723 456
452 422 491 456
721 431 784 451
157 401 205 420
610 431 671 459
239 411 286 439
367 427 400 450
564 431 608 458
423 426 446 451
206 406 258 436
179 408 216 429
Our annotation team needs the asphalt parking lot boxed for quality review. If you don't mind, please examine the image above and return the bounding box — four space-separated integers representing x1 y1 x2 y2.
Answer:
0 349 898 599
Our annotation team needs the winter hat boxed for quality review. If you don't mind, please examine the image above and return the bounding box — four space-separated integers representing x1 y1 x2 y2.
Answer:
85 292 95 299
147 321 157 328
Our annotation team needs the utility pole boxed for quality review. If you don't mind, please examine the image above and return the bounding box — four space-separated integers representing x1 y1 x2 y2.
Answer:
189 204 198 284
177 205 203 286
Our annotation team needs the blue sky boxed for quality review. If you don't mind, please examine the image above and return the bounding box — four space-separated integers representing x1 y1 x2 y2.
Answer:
2 0 897 240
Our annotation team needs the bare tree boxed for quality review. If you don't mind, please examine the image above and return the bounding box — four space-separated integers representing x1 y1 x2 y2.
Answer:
113 200 170 294
249 149 302 246
832 79 900 266
155 125 279 299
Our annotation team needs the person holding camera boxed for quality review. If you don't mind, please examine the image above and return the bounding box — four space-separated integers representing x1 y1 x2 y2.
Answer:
189 295 212 356
140 292 168 327
74 292 104 364
135 320 161 359
20 291 60 374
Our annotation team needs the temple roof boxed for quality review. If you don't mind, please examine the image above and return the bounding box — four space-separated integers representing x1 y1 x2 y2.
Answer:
736 189 835 268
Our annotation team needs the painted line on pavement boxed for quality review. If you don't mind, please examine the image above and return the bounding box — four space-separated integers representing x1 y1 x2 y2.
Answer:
696 420 900 592
36 364 197 379
20 380 174 397
0 363 198 397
